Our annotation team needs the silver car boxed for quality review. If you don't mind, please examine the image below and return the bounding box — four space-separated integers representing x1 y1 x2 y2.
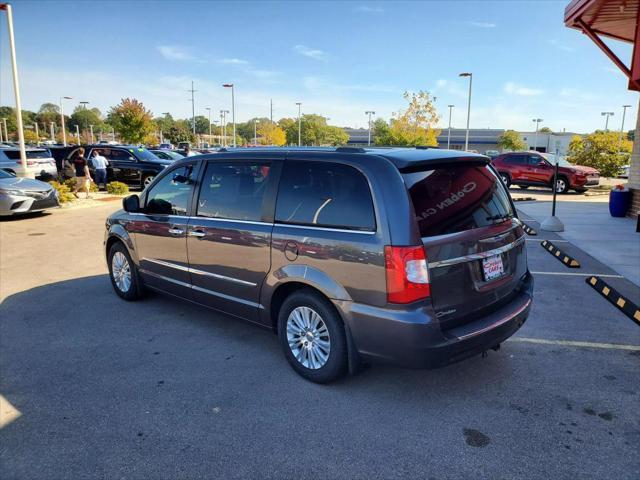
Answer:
0 169 59 216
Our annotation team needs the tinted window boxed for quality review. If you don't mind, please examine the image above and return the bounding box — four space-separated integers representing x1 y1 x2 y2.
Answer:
145 165 194 215
505 154 526 164
527 154 542 165
404 165 514 237
275 161 375 231
196 162 271 221
3 150 51 160
102 148 135 162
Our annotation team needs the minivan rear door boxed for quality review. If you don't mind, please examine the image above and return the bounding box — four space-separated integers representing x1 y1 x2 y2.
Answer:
403 163 527 331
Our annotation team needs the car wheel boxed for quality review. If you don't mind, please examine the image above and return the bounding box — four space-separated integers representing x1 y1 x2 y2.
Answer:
142 174 155 189
108 242 143 301
555 176 570 194
278 289 348 384
499 173 511 188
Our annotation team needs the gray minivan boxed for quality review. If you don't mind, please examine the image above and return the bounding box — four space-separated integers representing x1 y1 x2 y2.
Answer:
104 147 533 383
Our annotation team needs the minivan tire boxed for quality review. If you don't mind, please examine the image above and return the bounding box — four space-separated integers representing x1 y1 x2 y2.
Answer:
108 241 143 301
277 289 348 384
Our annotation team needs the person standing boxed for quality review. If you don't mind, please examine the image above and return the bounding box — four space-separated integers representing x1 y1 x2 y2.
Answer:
183 144 197 157
90 149 109 190
73 147 92 199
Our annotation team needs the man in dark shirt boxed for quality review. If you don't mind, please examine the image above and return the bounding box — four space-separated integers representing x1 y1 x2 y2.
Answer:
72 148 93 199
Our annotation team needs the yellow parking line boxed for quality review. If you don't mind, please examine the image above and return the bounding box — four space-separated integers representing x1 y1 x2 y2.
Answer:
509 337 640 351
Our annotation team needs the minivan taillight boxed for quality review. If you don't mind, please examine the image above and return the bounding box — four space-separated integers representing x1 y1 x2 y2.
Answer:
384 245 431 304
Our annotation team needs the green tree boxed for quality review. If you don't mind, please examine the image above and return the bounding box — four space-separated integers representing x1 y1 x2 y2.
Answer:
164 124 195 145
567 130 632 177
69 106 105 138
497 130 527 151
372 118 390 144
107 98 155 144
323 125 349 146
236 117 270 143
539 127 552 133
154 113 175 137
193 115 210 135
375 91 440 146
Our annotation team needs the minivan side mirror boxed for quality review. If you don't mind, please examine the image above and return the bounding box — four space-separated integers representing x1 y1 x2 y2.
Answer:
123 194 140 213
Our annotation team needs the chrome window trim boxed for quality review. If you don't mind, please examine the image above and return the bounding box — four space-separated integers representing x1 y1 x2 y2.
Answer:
142 257 257 287
274 222 377 235
428 235 525 269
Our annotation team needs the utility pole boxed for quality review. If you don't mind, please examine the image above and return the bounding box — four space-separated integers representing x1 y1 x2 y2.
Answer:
205 107 212 139
459 72 473 151
447 105 455 149
365 111 375 146
188 81 197 135
270 99 273 124
2 3 27 171
296 102 302 146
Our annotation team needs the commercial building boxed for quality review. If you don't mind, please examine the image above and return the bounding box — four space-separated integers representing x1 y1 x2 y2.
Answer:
519 131 580 155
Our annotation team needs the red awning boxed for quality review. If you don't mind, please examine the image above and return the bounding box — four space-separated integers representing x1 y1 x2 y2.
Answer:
565 0 640 90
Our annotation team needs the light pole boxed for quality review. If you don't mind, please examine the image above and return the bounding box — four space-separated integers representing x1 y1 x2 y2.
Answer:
601 111 614 131
296 102 302 146
205 107 212 139
89 124 94 144
2 3 27 170
459 72 472 151
532 118 543 152
221 110 229 147
219 111 224 146
222 84 235 147
447 105 455 149
49 122 55 142
59 96 72 146
619 105 631 152
2 118 8 141
270 98 273 124
254 119 258 145
34 122 39 144
75 125 80 144
365 111 375 146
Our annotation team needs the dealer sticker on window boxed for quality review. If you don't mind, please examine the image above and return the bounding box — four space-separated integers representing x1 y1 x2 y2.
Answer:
482 254 504 281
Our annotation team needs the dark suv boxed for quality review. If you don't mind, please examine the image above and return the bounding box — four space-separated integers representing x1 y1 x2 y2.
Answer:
65 145 171 188
104 147 533 383
491 151 600 194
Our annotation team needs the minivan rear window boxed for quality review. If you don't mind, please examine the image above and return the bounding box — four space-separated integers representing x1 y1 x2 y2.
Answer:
404 165 514 237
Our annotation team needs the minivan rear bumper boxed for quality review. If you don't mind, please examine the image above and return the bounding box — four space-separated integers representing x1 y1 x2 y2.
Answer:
339 272 533 369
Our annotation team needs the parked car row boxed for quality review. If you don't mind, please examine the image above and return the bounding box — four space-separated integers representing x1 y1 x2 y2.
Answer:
0 168 59 217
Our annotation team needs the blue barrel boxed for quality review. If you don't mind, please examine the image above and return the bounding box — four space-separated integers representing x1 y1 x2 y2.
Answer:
609 190 631 217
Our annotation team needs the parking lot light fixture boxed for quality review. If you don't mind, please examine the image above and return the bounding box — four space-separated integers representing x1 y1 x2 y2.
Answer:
459 72 472 151
619 105 632 152
58 96 72 146
447 105 455 149
205 107 212 138
601 111 614 131
89 124 94 144
49 121 55 142
75 125 80 144
2 118 8 142
532 118 543 152
223 84 235 147
296 102 302 146
365 111 375 146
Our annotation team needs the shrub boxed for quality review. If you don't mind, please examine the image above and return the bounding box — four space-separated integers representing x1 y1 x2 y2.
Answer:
106 181 129 195
89 181 99 193
48 181 75 203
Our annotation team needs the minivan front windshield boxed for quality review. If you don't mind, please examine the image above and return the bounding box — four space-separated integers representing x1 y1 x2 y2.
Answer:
403 164 515 237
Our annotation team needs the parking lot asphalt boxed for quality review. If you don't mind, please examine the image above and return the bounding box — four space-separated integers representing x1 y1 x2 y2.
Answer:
1 205 639 479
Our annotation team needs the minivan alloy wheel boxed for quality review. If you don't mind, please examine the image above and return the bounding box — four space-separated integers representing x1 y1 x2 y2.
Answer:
143 175 155 187
286 306 331 370
111 251 132 293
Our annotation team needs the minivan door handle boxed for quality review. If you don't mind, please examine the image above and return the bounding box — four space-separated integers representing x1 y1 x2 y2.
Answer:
188 229 206 238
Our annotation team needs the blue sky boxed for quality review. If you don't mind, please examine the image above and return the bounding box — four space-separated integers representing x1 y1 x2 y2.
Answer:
0 0 638 132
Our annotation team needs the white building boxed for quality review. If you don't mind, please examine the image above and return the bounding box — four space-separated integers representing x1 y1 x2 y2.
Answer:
518 131 582 156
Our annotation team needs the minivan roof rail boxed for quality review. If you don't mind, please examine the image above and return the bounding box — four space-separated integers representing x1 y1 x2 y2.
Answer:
414 146 439 149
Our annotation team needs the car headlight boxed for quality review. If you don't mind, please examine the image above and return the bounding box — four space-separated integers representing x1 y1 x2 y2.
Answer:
0 189 23 196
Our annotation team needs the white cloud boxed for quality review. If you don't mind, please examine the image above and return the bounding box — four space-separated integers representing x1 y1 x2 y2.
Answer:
549 39 575 52
293 44 327 61
504 82 544 96
467 21 496 28
354 5 384 13
157 45 196 62
221 58 249 65
436 79 448 88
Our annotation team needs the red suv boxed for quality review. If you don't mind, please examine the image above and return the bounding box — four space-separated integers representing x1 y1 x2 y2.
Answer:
491 152 599 194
